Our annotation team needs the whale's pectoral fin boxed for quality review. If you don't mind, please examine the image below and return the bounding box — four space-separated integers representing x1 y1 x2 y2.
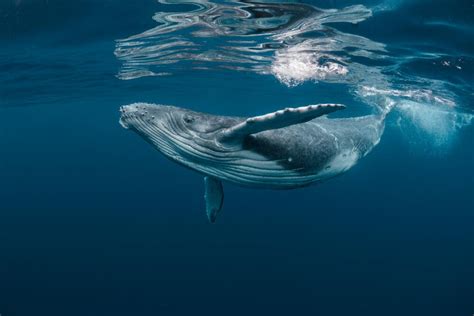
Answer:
204 176 224 223
219 103 345 142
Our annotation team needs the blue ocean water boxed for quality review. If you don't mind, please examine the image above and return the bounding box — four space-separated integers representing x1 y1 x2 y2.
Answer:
0 0 473 315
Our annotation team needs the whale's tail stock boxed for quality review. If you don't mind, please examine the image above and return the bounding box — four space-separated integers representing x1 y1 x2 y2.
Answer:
378 97 396 121
357 86 396 122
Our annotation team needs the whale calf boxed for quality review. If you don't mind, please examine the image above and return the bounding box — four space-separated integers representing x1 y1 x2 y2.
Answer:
120 103 385 222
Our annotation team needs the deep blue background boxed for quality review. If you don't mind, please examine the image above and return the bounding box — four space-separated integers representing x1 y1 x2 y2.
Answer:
0 0 473 315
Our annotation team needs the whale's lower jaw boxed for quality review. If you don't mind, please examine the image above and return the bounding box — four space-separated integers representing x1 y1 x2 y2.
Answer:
172 148 361 190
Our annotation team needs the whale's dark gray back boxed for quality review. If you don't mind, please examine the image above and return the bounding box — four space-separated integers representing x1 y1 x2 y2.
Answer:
243 115 384 173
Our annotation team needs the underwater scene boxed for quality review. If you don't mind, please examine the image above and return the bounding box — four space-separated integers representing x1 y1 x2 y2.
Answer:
0 0 473 315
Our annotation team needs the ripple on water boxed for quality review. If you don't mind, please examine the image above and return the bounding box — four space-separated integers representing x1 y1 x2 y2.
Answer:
114 0 473 147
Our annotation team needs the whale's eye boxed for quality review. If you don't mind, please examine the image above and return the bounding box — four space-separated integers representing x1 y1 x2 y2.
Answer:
183 115 195 124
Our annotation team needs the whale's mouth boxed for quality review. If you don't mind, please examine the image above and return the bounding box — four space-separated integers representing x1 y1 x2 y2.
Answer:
119 106 132 129
119 117 129 130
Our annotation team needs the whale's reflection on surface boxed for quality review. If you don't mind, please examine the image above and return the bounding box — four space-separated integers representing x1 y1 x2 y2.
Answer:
114 0 381 86
115 0 473 146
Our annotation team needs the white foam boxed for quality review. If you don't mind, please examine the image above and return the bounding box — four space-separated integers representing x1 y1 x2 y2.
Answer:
372 0 405 13
357 85 473 148
271 46 348 87
396 101 473 147
359 86 456 108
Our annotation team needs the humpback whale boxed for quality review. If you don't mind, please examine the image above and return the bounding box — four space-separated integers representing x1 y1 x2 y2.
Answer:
120 103 385 222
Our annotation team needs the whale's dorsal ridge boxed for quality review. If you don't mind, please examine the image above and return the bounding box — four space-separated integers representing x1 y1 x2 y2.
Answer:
219 103 345 142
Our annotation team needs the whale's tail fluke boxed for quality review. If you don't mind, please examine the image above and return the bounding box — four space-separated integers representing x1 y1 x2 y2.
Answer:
379 98 396 120
357 86 396 122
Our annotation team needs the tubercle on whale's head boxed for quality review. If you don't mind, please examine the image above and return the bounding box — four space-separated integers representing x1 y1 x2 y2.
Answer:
119 103 168 130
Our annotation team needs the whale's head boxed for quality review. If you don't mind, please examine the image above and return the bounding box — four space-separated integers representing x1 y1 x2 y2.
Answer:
120 103 241 169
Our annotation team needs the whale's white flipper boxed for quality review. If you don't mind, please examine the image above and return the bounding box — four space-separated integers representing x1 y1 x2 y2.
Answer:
220 103 345 142
204 176 224 223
